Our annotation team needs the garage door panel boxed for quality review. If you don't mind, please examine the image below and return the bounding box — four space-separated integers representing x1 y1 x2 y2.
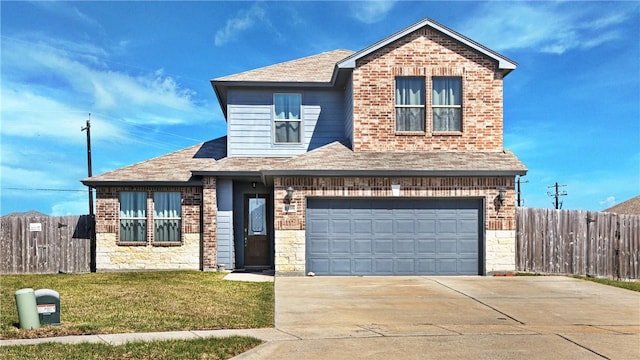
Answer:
458 239 478 254
307 198 481 275
416 239 436 253
374 259 394 273
417 219 436 233
395 259 416 273
417 258 436 273
332 219 351 234
332 239 351 254
331 259 351 274
309 258 329 273
354 219 372 234
438 219 458 234
374 219 393 234
395 238 415 254
353 239 372 254
308 238 330 254
395 219 415 233
374 239 393 254
353 259 373 273
437 259 459 274
459 258 479 273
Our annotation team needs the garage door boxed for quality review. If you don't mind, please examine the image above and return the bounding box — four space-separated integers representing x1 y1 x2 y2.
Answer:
306 198 482 275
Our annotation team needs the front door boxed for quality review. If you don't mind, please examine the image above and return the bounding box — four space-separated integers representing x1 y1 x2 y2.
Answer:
244 194 270 267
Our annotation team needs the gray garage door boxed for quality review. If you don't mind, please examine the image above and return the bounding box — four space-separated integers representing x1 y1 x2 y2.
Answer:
306 198 482 275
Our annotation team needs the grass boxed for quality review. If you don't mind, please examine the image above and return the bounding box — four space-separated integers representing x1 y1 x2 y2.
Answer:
1 271 274 339
517 272 640 292
572 275 640 292
0 336 262 360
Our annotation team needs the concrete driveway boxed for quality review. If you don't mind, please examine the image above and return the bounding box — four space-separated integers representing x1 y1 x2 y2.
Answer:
237 276 640 359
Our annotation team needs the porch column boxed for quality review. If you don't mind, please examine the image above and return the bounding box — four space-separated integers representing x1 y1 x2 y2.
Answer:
202 176 218 270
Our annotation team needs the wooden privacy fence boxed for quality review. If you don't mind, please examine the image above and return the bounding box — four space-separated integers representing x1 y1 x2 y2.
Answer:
516 207 640 279
1 215 94 274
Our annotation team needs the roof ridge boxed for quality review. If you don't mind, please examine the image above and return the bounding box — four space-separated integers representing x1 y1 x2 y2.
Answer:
212 49 354 82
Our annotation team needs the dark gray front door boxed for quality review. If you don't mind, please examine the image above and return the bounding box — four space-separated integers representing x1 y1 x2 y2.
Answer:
306 198 482 275
244 194 270 267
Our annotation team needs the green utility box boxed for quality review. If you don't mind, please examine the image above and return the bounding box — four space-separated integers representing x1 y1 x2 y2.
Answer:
35 289 60 326
15 288 41 330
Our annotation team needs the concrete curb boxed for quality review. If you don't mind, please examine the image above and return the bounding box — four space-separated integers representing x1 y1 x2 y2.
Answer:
0 328 290 347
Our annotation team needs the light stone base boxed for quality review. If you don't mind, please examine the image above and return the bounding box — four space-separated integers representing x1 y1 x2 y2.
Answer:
274 230 306 276
96 233 201 271
485 230 516 273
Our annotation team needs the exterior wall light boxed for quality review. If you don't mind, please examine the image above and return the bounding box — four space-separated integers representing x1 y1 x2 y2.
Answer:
284 186 295 203
498 187 506 204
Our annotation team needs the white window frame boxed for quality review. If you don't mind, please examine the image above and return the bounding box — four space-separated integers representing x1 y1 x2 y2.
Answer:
432 76 463 132
119 191 147 243
153 192 182 243
273 93 302 144
395 77 426 132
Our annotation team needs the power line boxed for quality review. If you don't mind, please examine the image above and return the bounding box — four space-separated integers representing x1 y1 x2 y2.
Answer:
547 182 568 209
2 188 88 192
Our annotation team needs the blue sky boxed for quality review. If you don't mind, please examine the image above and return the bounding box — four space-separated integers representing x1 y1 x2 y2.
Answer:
1 1 638 215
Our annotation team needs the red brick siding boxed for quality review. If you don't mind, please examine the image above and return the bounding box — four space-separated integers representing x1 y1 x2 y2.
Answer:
274 176 516 232
202 177 217 270
352 27 504 152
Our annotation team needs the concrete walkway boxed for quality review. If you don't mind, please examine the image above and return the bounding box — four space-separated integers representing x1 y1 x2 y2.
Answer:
2 276 639 359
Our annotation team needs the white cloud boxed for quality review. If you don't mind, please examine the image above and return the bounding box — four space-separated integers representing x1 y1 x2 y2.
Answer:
214 4 267 46
599 196 617 209
350 1 396 24
459 2 632 54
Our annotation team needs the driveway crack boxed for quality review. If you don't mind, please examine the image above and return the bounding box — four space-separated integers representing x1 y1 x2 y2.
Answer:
430 279 526 325
556 334 610 359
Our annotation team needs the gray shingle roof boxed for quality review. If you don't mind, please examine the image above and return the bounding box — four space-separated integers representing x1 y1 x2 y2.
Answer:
603 196 640 215
82 137 226 185
84 137 526 186
212 49 354 83
262 142 527 176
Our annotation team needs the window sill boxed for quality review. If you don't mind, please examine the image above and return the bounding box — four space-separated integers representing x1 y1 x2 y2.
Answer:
152 241 183 247
117 241 147 247
395 131 426 136
432 131 463 136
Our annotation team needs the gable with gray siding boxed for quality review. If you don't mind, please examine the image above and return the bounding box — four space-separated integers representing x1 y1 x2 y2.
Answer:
226 88 347 157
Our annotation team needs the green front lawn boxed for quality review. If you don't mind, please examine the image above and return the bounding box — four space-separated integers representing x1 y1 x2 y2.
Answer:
1 271 274 339
1 336 262 360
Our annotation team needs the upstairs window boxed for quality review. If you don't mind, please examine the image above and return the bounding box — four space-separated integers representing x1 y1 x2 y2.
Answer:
274 94 301 143
119 192 147 242
395 77 425 132
432 77 462 132
153 192 182 242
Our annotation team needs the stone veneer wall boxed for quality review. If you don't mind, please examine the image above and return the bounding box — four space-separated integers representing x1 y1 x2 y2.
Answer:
273 176 517 275
94 186 203 271
96 233 200 270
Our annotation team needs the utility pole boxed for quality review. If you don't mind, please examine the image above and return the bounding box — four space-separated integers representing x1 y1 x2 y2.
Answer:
81 115 94 216
81 114 96 272
547 182 567 209
516 176 528 207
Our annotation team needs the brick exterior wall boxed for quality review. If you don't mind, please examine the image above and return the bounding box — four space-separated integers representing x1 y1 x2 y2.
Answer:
202 177 218 271
352 27 504 152
94 186 202 270
274 176 516 231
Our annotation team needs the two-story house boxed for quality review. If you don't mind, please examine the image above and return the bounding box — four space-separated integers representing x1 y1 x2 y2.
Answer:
83 18 527 276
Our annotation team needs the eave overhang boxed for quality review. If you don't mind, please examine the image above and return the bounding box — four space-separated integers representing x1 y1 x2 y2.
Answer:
337 17 517 76
81 180 203 187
